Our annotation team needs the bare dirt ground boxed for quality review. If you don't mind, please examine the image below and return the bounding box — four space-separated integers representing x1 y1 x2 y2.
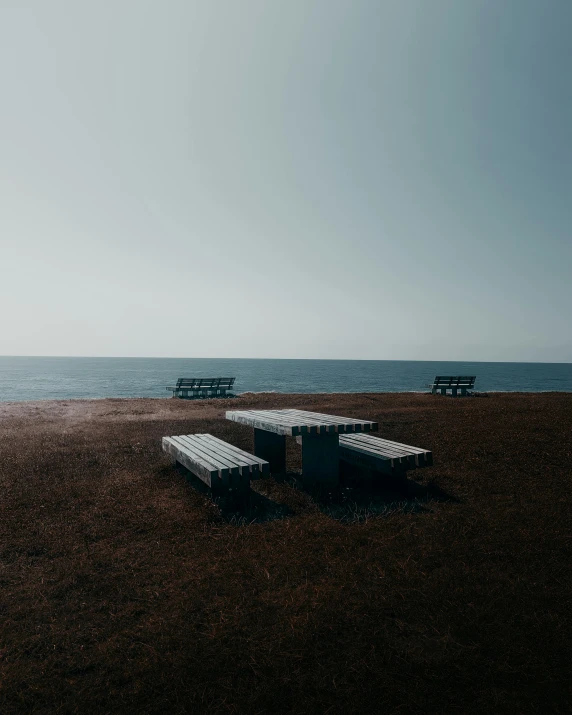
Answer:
1 392 571 714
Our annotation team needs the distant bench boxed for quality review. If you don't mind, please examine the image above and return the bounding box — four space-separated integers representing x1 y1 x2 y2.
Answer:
339 434 433 479
430 375 476 397
166 377 236 399
162 433 269 500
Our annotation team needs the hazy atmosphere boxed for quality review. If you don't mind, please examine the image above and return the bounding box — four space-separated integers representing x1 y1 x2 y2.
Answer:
1 0 570 361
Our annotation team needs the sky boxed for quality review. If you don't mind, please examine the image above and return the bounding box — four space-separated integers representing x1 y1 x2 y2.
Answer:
1 0 570 361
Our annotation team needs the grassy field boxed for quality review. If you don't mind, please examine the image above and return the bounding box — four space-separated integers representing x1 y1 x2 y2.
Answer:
0 392 571 713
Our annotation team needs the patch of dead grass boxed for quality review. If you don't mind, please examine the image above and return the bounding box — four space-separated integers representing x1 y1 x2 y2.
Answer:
0 393 571 713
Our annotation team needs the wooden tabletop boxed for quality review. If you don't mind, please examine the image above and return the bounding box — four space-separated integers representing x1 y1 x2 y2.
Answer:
225 408 378 437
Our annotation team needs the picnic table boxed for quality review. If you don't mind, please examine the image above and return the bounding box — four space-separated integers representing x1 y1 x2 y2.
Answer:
225 408 378 487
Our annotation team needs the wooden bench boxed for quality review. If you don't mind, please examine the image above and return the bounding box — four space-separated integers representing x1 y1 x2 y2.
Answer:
166 377 236 399
339 433 433 479
430 375 476 396
162 433 269 498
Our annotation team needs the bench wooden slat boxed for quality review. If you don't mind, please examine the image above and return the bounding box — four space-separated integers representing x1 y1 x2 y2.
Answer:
169 435 231 487
175 436 240 481
435 375 476 380
198 435 269 473
345 442 416 468
174 435 236 472
193 434 269 477
168 377 236 399
192 435 254 470
163 436 221 487
162 433 269 494
177 435 264 488
339 434 433 474
358 437 429 456
430 375 476 396
344 433 428 459
177 378 235 385
432 376 476 386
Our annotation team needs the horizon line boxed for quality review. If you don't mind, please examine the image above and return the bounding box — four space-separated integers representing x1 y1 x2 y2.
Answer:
0 355 570 365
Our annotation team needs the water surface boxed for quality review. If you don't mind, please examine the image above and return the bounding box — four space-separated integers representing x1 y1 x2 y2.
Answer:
0 357 570 402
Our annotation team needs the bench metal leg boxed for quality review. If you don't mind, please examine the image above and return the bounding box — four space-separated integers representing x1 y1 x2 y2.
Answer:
254 429 286 474
440 388 447 395
451 387 458 397
300 433 339 488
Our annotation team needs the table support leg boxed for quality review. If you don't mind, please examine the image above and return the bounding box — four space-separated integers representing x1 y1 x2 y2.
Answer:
300 433 339 488
254 429 286 474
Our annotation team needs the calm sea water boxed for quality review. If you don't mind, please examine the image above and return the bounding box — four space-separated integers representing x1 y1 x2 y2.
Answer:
0 357 570 402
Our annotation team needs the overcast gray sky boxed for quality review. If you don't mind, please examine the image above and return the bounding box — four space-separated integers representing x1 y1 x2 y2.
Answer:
1 0 570 361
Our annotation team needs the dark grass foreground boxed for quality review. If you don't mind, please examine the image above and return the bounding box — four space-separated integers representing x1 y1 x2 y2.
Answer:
0 393 571 714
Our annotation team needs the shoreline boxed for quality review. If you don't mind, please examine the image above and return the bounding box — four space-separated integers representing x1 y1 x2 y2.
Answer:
1 388 571 408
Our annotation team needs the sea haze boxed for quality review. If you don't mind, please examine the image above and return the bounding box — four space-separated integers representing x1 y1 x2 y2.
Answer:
0 357 570 402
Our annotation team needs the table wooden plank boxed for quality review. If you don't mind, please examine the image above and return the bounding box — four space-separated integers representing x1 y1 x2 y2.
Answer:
226 410 301 436
275 409 378 433
265 410 340 433
225 408 378 436
282 408 376 426
249 411 326 434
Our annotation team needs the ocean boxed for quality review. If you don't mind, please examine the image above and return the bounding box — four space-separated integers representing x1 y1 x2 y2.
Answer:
0 357 570 402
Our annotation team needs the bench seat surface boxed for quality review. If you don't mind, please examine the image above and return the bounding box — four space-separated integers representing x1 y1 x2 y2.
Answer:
162 433 269 488
339 433 433 472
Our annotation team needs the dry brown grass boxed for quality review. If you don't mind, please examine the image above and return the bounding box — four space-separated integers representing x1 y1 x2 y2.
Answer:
0 392 571 713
